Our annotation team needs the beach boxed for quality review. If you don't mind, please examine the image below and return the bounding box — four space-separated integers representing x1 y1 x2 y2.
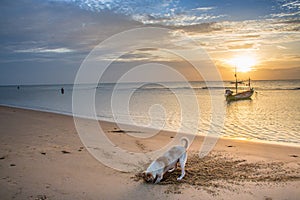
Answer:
0 105 299 200
2 0 300 199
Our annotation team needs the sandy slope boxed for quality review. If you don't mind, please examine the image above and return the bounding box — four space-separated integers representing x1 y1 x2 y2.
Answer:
0 106 299 200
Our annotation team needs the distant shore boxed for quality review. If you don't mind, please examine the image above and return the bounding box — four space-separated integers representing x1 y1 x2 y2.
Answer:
0 106 299 200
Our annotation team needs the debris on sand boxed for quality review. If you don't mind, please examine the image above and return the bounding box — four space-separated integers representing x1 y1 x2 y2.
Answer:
35 194 47 200
132 152 300 194
61 150 71 154
0 155 6 160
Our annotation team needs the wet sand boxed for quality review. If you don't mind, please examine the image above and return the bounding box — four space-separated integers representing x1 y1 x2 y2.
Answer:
0 106 299 199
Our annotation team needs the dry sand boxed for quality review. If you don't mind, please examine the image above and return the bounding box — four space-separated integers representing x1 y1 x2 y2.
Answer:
0 106 299 200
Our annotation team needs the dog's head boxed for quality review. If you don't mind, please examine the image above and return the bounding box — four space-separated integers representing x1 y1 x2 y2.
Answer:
142 172 156 183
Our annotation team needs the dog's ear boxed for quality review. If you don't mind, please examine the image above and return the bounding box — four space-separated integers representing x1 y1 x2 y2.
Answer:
142 171 148 180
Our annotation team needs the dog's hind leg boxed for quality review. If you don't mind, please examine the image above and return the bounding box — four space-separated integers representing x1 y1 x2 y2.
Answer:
177 153 187 180
168 160 178 172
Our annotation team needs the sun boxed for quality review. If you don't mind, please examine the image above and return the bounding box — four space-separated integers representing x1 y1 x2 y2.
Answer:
228 55 257 73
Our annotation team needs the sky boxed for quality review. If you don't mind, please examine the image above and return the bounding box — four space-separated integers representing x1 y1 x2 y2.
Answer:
0 0 299 84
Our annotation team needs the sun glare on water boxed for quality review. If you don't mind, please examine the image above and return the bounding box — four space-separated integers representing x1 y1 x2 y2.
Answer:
228 55 257 73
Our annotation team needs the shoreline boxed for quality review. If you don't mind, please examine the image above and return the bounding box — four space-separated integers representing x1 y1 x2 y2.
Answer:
0 105 299 199
1 104 299 148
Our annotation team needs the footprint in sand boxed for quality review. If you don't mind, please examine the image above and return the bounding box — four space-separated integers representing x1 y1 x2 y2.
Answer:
226 145 235 148
61 150 71 154
35 194 47 200
78 147 84 152
0 156 6 160
135 140 146 151
289 154 298 158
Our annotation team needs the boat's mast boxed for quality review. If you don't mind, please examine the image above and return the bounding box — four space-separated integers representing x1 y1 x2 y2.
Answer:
235 67 237 93
248 77 251 89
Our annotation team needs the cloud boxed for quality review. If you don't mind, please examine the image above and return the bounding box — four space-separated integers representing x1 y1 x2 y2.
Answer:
14 47 74 53
270 11 300 18
178 18 299 48
0 0 141 60
50 0 228 26
266 0 300 18
227 43 256 50
53 0 180 18
0 0 141 84
174 22 223 33
49 0 299 26
192 7 216 12
1 0 299 84
136 48 159 52
281 0 300 10
277 45 288 49
132 13 226 26
96 48 180 63
241 34 261 38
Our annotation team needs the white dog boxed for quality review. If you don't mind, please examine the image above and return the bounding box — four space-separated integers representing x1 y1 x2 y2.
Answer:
142 138 188 184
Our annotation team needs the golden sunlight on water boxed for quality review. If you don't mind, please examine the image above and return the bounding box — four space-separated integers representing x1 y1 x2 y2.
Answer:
0 80 299 145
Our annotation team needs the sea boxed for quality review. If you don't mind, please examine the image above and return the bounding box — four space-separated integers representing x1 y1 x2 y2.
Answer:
0 80 299 146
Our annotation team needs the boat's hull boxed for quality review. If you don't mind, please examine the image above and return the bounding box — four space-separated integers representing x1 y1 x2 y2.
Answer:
226 89 254 101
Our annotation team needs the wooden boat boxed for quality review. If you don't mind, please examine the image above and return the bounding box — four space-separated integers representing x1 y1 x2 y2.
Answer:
225 88 254 101
225 68 254 102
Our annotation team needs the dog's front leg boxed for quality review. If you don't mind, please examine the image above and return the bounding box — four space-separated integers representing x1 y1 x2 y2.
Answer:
154 174 163 184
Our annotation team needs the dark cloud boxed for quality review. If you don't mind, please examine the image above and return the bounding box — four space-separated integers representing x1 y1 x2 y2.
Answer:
117 51 156 62
0 0 141 85
241 35 261 38
273 19 300 24
1 0 141 52
174 22 223 33
0 0 299 84
136 48 159 52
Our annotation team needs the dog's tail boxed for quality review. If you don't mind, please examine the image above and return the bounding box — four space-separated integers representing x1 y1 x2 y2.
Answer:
180 137 189 149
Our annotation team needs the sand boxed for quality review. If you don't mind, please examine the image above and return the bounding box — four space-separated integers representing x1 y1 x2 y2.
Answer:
0 106 299 200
